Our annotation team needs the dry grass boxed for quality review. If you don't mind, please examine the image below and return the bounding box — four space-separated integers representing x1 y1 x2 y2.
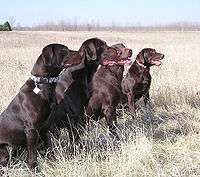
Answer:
0 31 200 177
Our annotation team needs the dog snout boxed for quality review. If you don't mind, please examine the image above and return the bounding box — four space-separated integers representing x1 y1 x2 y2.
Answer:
160 54 165 59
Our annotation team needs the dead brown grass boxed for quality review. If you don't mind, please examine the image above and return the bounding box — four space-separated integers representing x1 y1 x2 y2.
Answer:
0 31 200 177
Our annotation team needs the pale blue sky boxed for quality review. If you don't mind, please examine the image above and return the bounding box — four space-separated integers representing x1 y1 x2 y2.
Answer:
0 0 200 26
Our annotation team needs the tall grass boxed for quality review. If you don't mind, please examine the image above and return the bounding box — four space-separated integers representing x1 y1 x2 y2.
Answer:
0 31 200 177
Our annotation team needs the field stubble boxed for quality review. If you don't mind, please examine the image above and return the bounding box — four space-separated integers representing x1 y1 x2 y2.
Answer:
0 31 200 177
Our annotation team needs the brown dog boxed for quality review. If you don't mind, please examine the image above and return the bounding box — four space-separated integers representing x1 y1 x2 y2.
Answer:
45 38 129 146
86 44 132 138
121 48 164 114
0 43 81 170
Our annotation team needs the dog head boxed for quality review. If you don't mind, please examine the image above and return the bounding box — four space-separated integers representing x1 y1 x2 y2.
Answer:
101 43 132 66
41 43 70 68
79 38 107 64
136 48 164 67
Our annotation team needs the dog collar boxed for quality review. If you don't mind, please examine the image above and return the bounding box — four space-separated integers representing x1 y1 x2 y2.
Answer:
30 75 59 84
31 75 59 94
136 60 146 68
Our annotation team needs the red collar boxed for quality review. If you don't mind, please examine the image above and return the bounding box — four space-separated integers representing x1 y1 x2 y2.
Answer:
136 60 146 68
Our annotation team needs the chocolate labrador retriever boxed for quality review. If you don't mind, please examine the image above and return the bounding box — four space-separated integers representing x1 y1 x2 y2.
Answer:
121 48 164 114
46 38 126 145
0 43 81 170
86 44 132 138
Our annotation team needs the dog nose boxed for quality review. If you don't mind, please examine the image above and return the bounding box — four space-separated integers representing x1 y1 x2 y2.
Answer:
161 54 165 59
128 49 132 57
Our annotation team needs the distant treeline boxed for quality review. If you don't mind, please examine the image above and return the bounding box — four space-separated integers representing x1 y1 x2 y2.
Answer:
0 21 12 31
12 21 200 31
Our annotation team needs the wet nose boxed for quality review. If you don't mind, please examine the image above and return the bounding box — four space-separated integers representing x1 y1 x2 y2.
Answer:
128 49 132 57
160 54 165 59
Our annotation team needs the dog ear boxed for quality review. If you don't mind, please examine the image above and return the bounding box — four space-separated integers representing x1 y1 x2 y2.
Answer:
42 46 54 66
57 48 70 65
136 50 145 64
42 45 70 66
83 42 97 62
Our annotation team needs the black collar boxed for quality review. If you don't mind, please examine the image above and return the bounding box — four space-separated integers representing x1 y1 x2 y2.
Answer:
30 75 58 84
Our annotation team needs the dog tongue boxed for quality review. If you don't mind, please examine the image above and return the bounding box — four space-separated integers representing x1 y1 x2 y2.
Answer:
102 60 116 66
117 59 131 65
151 60 162 66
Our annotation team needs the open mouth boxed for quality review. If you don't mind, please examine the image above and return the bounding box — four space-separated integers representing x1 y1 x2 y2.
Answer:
151 60 162 66
151 54 164 66
117 58 132 65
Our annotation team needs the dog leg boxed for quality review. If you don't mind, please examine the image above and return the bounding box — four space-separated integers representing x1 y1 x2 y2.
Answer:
85 95 97 125
0 144 9 167
40 131 57 161
104 106 119 140
25 128 39 170
85 105 92 126
85 95 101 126
144 91 150 107
68 125 81 145
127 92 136 116
67 124 83 155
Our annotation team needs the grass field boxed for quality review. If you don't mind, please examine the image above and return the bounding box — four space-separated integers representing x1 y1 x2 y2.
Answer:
0 31 200 177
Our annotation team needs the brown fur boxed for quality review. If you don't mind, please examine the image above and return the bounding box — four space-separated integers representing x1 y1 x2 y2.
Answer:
121 48 164 113
0 43 82 170
86 44 132 138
